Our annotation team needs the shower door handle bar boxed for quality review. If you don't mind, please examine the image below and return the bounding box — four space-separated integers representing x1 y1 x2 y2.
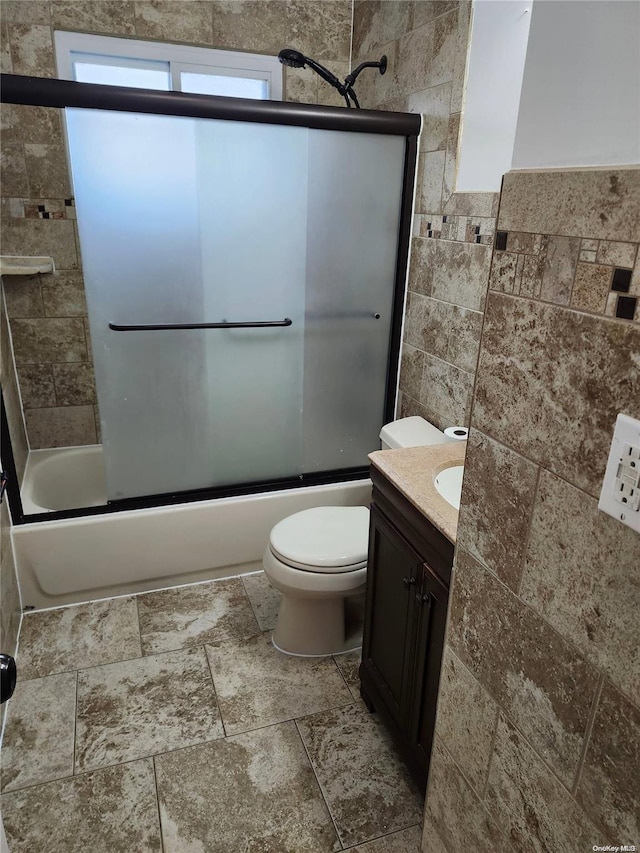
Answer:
108 318 293 331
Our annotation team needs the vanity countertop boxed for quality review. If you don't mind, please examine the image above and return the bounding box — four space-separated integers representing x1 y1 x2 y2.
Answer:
368 442 467 544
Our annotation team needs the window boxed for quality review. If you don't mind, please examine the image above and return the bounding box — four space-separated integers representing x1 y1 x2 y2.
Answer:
54 31 282 100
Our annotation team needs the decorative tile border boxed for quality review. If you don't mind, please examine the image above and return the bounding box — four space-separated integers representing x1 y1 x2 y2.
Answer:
414 213 495 246
3 197 76 220
490 231 639 324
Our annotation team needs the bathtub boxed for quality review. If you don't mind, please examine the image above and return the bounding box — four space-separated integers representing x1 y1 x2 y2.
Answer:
21 445 107 515
13 445 372 610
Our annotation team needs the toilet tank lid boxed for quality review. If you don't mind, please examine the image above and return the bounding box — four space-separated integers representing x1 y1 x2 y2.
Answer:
379 416 446 448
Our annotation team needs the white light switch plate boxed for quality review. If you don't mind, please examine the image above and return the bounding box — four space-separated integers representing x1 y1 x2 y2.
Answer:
598 413 640 533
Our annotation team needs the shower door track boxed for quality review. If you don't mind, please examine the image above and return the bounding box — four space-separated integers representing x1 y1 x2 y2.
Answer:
0 73 420 526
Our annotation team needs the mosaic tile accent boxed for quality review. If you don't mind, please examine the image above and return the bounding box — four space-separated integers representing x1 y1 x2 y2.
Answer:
491 232 639 323
3 197 76 220
416 212 496 245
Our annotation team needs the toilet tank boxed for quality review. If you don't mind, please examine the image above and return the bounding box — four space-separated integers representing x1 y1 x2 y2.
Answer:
379 416 447 449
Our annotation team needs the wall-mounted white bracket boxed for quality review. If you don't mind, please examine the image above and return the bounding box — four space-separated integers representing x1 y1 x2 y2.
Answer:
599 413 640 533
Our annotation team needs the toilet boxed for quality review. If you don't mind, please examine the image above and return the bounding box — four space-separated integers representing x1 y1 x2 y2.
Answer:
263 416 451 657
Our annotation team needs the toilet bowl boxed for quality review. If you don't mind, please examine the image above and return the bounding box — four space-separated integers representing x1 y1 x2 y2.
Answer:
263 416 451 657
264 506 369 657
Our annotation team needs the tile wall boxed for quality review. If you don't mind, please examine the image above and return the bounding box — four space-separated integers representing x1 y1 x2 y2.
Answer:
0 0 352 448
352 0 497 430
424 168 640 852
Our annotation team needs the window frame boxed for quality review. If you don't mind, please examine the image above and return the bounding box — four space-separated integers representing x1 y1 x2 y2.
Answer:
53 31 283 100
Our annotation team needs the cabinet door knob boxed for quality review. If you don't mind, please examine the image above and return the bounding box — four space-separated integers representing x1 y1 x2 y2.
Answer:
416 592 431 605
402 576 416 588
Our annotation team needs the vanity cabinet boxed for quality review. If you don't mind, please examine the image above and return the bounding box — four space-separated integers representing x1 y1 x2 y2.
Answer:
359 465 454 793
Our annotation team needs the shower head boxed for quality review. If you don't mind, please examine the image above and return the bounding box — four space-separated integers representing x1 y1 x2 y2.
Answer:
278 48 307 69
279 48 342 87
278 46 387 109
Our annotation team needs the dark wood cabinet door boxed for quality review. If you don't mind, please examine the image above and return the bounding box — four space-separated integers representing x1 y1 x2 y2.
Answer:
407 560 449 771
361 504 422 729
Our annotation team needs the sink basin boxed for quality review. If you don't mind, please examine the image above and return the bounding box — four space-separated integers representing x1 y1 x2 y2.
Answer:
433 465 464 510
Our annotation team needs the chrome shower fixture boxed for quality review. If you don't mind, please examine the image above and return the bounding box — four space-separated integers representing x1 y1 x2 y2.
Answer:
278 48 387 109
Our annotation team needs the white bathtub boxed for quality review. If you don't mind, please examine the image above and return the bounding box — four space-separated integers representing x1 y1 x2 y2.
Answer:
14 445 371 610
21 445 107 514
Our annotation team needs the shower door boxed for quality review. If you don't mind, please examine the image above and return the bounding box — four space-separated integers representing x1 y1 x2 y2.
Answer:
65 108 405 501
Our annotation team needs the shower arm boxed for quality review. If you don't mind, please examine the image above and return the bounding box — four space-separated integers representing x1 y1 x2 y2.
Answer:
342 57 387 109
278 48 387 109
309 55 387 108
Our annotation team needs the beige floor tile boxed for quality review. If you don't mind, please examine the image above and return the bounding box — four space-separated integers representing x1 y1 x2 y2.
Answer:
75 647 223 772
137 577 259 655
297 703 423 848
155 722 340 853
205 631 352 735
350 824 423 852
1 672 76 792
1 759 162 852
334 648 363 702
18 597 141 679
241 571 282 631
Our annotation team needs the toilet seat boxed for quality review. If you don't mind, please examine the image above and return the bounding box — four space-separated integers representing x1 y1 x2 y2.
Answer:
269 506 369 573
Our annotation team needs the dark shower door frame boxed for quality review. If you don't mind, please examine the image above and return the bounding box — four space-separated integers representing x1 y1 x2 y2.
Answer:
0 73 420 526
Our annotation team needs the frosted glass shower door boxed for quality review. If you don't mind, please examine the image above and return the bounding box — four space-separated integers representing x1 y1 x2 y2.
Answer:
66 109 307 500
65 106 406 502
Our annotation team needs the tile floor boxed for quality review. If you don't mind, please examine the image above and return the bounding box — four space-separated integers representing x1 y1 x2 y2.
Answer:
1 572 424 852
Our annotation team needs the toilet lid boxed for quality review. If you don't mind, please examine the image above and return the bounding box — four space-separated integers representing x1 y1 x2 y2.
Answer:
269 506 370 573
